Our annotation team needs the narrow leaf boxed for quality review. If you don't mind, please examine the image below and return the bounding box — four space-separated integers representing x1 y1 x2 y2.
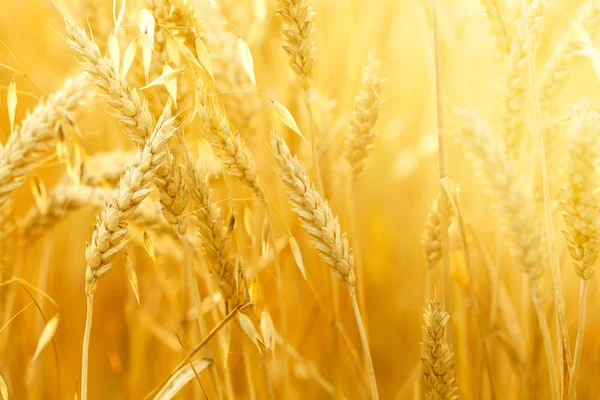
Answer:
124 252 140 305
32 314 59 362
236 37 256 85
7 79 16 132
140 68 183 90
195 37 214 80
154 359 212 400
122 37 138 78
143 231 156 262
271 100 306 142
289 235 306 279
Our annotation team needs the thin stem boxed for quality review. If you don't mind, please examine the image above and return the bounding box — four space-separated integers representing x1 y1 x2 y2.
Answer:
81 294 94 400
569 279 589 400
349 180 369 339
531 286 559 400
429 0 452 345
242 339 257 400
181 235 222 400
349 286 379 400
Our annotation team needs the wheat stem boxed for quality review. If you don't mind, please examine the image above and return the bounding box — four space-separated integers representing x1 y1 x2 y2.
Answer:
350 286 379 400
569 279 589 400
531 286 559 400
81 294 93 400
181 235 222 399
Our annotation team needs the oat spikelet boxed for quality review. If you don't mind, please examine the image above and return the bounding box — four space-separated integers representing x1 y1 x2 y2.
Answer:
0 75 89 207
155 152 189 232
345 52 385 179
65 18 153 145
539 1 600 114
85 108 175 295
276 0 317 92
270 130 355 286
421 297 459 400
184 157 240 308
561 105 600 280
454 110 544 283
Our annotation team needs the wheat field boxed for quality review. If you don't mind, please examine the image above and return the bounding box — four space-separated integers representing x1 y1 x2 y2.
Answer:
1 0 600 399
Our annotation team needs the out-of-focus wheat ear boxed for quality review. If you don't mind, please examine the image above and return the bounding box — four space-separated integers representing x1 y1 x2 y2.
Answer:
422 195 442 271
276 0 317 93
539 1 600 114
560 104 600 399
421 296 459 400
500 0 551 155
344 52 386 180
0 74 90 208
480 0 512 60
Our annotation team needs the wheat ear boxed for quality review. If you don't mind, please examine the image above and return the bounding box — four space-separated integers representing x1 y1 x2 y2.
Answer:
560 106 600 399
345 52 386 180
65 18 153 145
454 109 559 399
421 296 459 400
270 130 379 400
500 0 551 154
184 155 241 310
0 74 90 207
539 1 600 114
80 106 174 400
